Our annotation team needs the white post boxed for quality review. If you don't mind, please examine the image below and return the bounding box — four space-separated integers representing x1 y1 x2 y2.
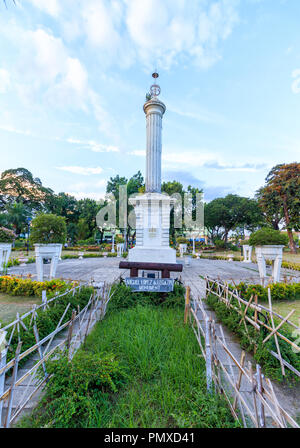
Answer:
192 237 195 255
111 232 115 253
49 255 59 279
36 255 43 282
42 290 47 310
205 318 213 393
0 349 6 427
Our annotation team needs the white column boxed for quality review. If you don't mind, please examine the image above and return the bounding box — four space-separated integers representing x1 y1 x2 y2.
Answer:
144 98 166 193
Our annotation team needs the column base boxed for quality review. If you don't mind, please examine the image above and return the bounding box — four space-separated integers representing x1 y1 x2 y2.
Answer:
128 247 177 264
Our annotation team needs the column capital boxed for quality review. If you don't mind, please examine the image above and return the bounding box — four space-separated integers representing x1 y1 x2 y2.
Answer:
143 97 166 116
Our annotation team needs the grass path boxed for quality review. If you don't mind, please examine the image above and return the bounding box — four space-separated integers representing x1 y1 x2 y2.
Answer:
21 304 237 428
0 292 41 325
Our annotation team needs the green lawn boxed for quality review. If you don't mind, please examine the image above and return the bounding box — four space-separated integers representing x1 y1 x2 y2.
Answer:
0 292 41 325
21 303 238 428
272 301 300 326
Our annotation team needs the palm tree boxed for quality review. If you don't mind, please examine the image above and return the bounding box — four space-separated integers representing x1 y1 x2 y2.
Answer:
6 201 28 236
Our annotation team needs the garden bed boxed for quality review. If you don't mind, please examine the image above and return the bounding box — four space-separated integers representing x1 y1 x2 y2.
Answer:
19 282 238 428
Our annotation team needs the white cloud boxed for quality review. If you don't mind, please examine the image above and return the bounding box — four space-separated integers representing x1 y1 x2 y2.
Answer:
129 150 146 157
37 0 239 70
67 191 106 201
27 0 61 17
0 69 10 93
57 166 104 175
292 69 300 94
66 137 119 153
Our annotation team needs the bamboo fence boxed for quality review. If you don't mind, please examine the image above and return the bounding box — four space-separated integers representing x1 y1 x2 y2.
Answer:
0 282 113 428
184 289 299 428
205 276 300 379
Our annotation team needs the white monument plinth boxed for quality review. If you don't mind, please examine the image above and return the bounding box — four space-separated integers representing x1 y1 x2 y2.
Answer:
34 244 62 282
128 74 177 265
0 243 12 271
242 245 252 263
255 245 284 284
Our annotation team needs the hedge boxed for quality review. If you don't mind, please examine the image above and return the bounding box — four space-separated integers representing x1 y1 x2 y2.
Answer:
234 281 300 302
5 284 93 367
0 276 74 298
206 292 300 382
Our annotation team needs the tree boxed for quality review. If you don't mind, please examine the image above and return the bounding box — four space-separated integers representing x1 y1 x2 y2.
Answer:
256 186 282 230
257 163 300 253
204 194 263 243
0 168 53 212
76 218 90 241
5 201 28 236
30 214 67 244
106 171 144 246
77 198 102 236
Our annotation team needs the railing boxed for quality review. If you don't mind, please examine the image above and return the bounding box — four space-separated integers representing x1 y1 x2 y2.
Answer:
0 283 113 428
205 276 300 378
184 286 299 428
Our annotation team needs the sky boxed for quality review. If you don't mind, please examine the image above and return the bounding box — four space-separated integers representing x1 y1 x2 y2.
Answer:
0 0 299 202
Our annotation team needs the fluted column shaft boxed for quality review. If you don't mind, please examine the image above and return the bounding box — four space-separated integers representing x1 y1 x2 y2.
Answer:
143 98 166 193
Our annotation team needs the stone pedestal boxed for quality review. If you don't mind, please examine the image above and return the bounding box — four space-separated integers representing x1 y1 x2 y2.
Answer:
117 243 124 257
255 245 284 284
242 245 252 263
0 243 12 271
34 244 62 282
128 193 176 264
179 244 187 258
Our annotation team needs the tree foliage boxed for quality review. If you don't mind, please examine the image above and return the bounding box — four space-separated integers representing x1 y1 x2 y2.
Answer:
257 163 300 253
0 168 53 211
30 214 67 244
248 228 289 247
204 194 264 243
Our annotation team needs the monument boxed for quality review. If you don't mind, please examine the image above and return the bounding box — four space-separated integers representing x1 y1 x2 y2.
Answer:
128 73 177 265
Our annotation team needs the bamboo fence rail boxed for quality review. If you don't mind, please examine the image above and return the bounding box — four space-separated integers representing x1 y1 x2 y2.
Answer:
205 276 300 378
184 289 299 428
0 282 113 428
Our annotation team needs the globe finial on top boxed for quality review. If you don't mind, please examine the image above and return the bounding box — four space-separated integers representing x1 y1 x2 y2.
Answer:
150 71 161 97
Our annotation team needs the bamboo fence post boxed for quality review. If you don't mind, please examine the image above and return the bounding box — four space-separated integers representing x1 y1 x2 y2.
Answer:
254 295 258 330
84 296 94 341
0 348 7 427
67 310 76 360
256 364 265 428
219 326 246 426
205 317 213 393
33 325 47 378
263 309 295 344
238 295 254 327
4 341 22 428
184 286 191 324
42 290 48 311
266 378 286 428
267 288 285 377
248 361 259 427
233 351 246 411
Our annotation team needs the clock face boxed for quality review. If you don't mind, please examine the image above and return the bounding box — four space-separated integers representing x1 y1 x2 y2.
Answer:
150 84 161 97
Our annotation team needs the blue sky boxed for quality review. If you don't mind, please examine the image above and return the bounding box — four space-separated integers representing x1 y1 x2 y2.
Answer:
0 0 299 201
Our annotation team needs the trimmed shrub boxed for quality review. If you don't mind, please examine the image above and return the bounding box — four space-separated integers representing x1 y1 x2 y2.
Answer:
30 214 67 245
214 239 226 250
107 281 186 314
0 227 15 243
249 228 288 247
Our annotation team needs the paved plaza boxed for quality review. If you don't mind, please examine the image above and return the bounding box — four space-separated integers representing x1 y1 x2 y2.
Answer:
8 257 300 288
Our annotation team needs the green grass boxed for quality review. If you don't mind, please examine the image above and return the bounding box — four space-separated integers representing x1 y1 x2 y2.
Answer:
0 292 41 324
272 301 300 326
21 302 238 428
